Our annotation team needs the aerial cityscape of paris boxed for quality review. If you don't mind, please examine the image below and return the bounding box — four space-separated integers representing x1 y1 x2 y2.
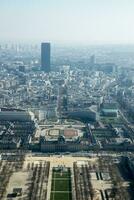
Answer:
0 0 134 199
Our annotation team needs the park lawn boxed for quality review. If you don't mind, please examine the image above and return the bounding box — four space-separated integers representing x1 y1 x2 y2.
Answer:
52 171 71 179
52 179 71 191
51 168 72 200
50 192 72 200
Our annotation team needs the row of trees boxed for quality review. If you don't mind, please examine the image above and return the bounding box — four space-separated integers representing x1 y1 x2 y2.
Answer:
98 156 130 200
73 162 95 200
27 162 50 200
0 154 25 200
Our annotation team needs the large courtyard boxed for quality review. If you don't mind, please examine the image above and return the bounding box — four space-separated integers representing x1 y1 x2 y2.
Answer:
40 126 84 140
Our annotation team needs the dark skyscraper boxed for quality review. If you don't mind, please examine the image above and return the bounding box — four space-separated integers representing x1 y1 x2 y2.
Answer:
41 43 51 72
90 55 95 66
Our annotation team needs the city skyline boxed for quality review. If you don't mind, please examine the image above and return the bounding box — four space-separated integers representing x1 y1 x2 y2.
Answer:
0 0 134 44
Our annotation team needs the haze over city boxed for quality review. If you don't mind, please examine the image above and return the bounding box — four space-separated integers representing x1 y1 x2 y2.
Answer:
0 0 134 44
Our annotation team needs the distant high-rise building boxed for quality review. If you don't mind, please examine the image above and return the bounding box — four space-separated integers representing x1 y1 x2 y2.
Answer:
90 55 95 66
41 42 51 72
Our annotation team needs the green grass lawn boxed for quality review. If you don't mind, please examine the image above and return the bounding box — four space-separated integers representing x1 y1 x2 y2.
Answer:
52 179 71 191
50 192 72 200
52 171 71 179
50 168 72 200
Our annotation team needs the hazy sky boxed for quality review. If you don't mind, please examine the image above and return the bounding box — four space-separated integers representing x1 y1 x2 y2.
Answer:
0 0 134 44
